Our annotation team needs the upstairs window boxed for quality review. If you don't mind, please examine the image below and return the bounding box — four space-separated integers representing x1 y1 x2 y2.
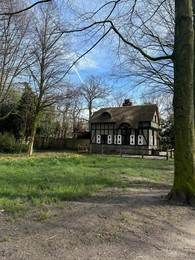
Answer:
102 112 111 119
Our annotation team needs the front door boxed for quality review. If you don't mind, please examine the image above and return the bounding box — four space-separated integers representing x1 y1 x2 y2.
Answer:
120 123 131 145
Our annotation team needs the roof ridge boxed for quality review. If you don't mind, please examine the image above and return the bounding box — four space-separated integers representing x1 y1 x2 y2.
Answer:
99 104 157 110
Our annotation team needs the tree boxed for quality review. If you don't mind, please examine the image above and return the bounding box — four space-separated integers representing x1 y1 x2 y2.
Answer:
110 0 174 97
167 0 195 203
60 0 195 204
16 84 37 142
0 0 52 16
58 87 84 139
36 106 61 149
0 84 36 142
80 75 110 123
0 90 21 136
160 114 174 148
108 89 133 107
0 1 31 117
26 3 69 156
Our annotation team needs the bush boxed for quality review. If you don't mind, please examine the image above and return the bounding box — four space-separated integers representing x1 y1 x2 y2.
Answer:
0 133 27 153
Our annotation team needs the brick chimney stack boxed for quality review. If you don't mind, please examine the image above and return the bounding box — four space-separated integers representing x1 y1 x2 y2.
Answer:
122 99 132 107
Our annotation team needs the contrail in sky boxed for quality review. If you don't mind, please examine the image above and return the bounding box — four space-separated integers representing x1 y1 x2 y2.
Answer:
73 65 85 84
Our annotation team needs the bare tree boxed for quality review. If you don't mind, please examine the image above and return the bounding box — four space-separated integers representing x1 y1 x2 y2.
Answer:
26 3 70 155
0 0 52 16
80 75 110 122
0 0 31 118
57 86 84 147
110 0 174 97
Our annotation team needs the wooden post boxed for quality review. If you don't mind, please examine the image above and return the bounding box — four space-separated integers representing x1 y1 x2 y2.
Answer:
170 148 173 158
120 145 122 157
142 146 144 158
166 148 169 160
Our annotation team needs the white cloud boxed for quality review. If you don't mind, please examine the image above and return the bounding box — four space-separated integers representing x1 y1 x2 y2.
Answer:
65 52 98 71
77 56 98 70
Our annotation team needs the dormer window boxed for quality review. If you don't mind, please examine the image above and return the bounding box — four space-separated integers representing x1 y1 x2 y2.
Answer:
102 112 111 119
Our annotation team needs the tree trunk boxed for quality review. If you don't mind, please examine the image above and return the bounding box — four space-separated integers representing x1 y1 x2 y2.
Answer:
88 101 92 131
167 0 195 205
193 0 195 122
27 112 39 156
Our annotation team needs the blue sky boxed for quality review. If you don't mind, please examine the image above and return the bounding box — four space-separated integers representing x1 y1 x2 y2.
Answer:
27 0 172 108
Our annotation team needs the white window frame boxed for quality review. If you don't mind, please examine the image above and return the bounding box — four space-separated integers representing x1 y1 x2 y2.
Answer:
117 135 122 144
96 135 101 144
130 135 135 145
138 135 143 145
107 135 112 144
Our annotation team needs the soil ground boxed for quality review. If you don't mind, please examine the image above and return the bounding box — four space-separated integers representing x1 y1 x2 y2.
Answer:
0 183 195 260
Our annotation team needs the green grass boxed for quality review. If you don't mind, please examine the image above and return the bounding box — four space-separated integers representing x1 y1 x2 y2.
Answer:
36 209 54 221
0 235 11 243
0 153 174 212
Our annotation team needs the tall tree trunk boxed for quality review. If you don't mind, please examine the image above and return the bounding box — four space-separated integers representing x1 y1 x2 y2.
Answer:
193 0 195 122
27 112 39 156
167 0 195 204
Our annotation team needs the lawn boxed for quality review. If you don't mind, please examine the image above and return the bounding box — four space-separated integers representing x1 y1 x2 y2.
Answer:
0 153 174 212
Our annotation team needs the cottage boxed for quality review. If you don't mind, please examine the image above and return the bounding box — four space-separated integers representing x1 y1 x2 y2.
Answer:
90 100 161 155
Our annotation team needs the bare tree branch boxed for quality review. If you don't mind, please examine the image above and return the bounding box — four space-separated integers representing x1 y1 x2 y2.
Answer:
0 0 52 16
65 27 112 75
108 20 173 61
61 19 172 62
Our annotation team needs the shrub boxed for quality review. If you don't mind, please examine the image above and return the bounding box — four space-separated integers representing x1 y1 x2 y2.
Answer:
0 133 27 153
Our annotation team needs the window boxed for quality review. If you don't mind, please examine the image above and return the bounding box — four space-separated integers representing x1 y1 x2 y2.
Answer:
130 135 135 145
107 135 112 144
96 135 101 144
138 135 143 145
117 135 122 144
113 135 122 144
97 135 113 144
101 135 108 144
102 112 111 119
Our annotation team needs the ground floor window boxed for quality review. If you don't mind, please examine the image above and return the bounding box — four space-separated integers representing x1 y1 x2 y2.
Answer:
95 132 145 145
101 135 108 144
138 135 143 145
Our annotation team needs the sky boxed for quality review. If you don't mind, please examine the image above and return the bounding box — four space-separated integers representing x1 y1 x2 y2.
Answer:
27 0 173 110
26 1 138 89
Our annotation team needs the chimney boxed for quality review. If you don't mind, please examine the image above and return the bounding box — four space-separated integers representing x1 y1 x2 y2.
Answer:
122 99 132 107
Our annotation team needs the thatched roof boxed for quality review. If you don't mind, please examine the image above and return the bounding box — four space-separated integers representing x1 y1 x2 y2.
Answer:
90 104 159 129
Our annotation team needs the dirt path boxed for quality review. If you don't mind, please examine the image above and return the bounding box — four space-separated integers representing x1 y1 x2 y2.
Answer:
0 185 195 260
